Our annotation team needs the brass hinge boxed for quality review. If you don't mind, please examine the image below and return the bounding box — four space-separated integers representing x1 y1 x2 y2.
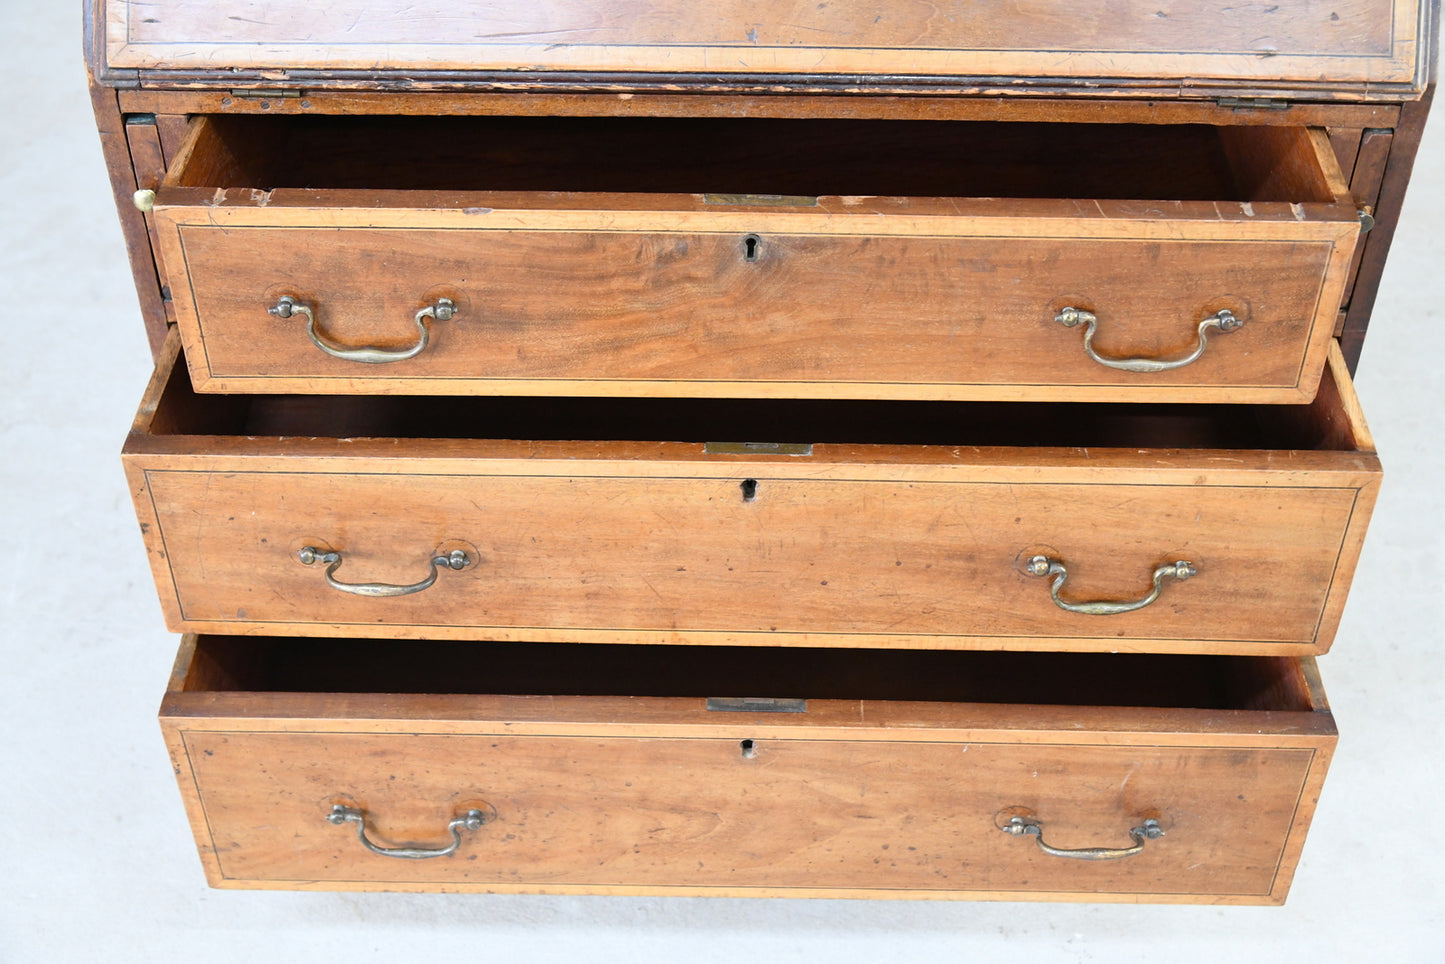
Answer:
229 89 302 99
1217 97 1291 111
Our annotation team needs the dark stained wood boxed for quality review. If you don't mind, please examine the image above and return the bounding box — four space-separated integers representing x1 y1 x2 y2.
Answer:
1327 128 1366 183
1259 345 1375 454
1342 81 1439 370
123 114 172 325
113 89 1403 130
123 341 1381 655
165 114 1334 201
125 114 166 190
88 75 169 356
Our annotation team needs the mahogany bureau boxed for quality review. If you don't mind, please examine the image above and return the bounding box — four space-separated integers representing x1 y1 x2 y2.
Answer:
88 1 1437 903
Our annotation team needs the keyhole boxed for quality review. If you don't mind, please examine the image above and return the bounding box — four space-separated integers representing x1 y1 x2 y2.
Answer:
742 234 762 262
740 479 759 502
740 739 757 759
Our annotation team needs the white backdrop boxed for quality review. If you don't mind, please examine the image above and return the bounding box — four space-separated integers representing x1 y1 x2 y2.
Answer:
2 5 1441 960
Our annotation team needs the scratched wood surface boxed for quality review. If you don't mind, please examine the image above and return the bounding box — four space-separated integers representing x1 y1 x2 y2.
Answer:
160 635 1336 901
114 89 1406 129
93 0 1429 98
153 115 1359 402
124 338 1380 654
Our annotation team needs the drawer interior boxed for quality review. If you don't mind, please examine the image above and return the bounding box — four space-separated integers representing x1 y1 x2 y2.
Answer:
168 114 1339 203
142 344 1368 453
182 634 1321 713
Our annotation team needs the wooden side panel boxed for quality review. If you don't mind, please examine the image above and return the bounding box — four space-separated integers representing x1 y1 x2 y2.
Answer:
1301 346 1380 645
1341 127 1397 331
98 0 1426 93
1327 128 1366 181
115 89 1403 129
162 722 1329 902
1342 88 1438 369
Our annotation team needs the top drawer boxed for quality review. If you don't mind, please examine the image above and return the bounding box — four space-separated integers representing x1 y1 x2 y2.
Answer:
152 115 1361 403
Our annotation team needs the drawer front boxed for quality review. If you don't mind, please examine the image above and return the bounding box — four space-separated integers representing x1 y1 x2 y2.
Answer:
135 470 1367 653
152 117 1360 402
164 222 1349 402
174 733 1317 899
161 635 1336 903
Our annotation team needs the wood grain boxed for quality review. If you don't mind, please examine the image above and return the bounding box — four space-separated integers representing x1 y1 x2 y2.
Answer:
81 0 1426 910
163 115 1341 201
159 635 1336 902
1343 127 1397 312
123 115 173 325
166 225 1349 402
97 0 1427 95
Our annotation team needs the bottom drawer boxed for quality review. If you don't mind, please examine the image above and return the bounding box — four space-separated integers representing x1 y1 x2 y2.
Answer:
162 635 1336 903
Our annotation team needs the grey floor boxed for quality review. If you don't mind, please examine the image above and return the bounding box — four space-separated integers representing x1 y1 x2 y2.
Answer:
4 6 1443 962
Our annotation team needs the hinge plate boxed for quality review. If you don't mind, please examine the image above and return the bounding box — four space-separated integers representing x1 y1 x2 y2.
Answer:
706 697 808 713
1217 97 1291 111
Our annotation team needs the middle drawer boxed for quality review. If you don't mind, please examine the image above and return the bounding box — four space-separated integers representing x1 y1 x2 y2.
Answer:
125 336 1379 655
150 114 1360 402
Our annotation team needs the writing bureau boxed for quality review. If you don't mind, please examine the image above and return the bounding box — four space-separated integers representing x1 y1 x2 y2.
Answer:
88 0 1435 902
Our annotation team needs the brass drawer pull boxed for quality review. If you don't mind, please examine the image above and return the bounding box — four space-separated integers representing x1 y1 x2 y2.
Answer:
327 805 491 859
1026 555 1195 615
298 546 470 597
1054 306 1242 372
268 295 456 364
1002 814 1164 861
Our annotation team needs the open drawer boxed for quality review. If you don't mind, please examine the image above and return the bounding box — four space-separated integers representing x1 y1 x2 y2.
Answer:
162 633 1336 902
151 114 1360 402
125 334 1379 655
